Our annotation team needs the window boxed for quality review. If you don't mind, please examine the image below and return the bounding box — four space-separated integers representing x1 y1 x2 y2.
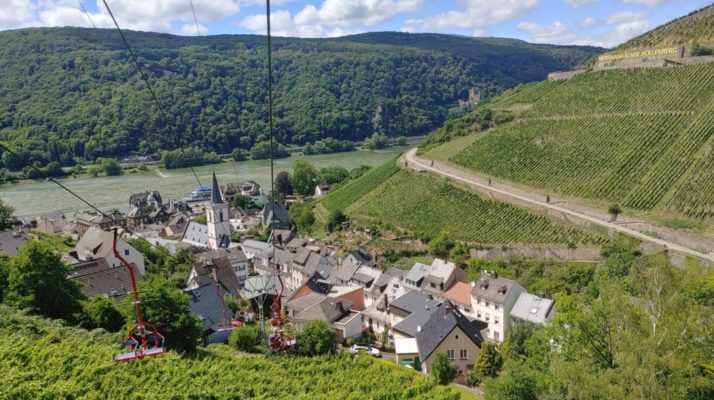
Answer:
124 249 130 256
485 313 490 322
460 349 468 360
455 334 459 340
477 311 482 319
485 301 490 307
476 297 481 304
447 350 455 360
464 308 471 313
458 369 463 375
494 331 500 341
494 304 499 310
494 317 499 325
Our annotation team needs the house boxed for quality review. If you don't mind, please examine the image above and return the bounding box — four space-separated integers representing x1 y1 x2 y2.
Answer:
181 221 209 248
68 258 143 301
471 271 524 343
195 248 250 286
362 273 409 338
70 226 145 275
35 212 66 234
240 239 271 260
363 272 395 308
285 247 336 292
344 247 374 268
254 246 295 276
261 201 289 229
348 265 382 290
187 252 243 296
442 281 475 318
314 184 330 197
223 181 267 206
269 229 295 248
412 302 486 379
509 293 554 325
390 291 441 339
421 259 468 301
404 262 430 290
73 210 126 237
285 292 361 343
0 230 29 257
186 282 235 343
129 191 163 209
330 258 362 286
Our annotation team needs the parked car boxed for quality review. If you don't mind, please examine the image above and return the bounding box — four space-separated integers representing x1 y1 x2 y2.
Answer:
349 343 381 358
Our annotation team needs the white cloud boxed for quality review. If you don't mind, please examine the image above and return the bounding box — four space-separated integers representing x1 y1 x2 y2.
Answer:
180 22 208 36
0 0 242 34
606 10 648 24
622 0 671 6
240 0 421 37
518 18 650 47
0 0 37 30
564 0 597 7
404 0 538 35
580 16 597 28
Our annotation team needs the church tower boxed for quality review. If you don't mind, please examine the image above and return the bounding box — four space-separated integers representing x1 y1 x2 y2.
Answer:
206 171 231 249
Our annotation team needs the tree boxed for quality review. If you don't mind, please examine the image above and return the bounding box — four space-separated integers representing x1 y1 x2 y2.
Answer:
99 158 122 176
126 275 202 353
428 232 454 257
326 209 347 232
607 203 622 221
473 342 503 381
0 198 14 230
44 161 63 177
319 166 349 186
431 351 457 384
5 240 85 321
78 296 125 332
290 160 318 196
465 371 480 388
194 215 207 224
0 257 8 302
483 361 537 400
229 324 259 352
250 140 289 160
365 133 390 150
289 203 315 233
231 148 247 161
275 171 293 196
233 195 257 210
297 320 336 356
349 165 371 179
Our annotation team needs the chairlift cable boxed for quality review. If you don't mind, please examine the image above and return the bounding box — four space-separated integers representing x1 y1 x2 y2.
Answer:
77 0 96 28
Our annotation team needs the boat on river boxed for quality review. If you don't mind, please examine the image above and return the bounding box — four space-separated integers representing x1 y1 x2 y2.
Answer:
183 186 211 203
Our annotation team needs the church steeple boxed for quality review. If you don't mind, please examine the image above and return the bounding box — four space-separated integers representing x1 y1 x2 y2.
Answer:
211 170 223 204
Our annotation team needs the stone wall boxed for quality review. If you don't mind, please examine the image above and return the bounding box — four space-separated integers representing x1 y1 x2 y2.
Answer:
469 246 601 262
547 69 587 81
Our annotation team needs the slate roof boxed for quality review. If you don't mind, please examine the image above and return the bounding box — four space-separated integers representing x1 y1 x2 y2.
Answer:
211 171 224 204
182 222 209 247
240 239 271 255
405 262 430 287
427 259 457 282
68 258 143 300
510 293 554 324
74 226 115 260
0 230 29 257
415 301 485 361
262 201 289 226
391 291 442 337
349 247 374 266
331 258 361 283
186 282 228 333
386 267 408 279
472 271 521 303
293 294 354 324
351 272 375 285
286 291 327 314
191 253 242 295
292 248 334 276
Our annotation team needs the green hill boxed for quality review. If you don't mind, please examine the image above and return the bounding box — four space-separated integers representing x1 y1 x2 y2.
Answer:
614 4 714 50
319 160 604 245
0 28 600 167
0 305 471 400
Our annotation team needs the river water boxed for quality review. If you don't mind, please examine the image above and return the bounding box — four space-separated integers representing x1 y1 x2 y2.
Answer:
0 148 405 218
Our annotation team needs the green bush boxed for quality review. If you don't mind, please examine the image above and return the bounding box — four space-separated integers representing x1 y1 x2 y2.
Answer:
228 324 259 352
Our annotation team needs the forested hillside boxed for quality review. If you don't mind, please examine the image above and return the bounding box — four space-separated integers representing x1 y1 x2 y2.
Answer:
0 28 600 167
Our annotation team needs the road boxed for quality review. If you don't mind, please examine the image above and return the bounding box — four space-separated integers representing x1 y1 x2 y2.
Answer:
403 148 714 262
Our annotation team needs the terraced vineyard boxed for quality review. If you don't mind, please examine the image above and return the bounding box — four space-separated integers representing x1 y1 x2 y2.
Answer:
321 159 400 211
615 4 714 50
446 60 714 222
451 114 691 203
0 305 468 400
344 169 604 245
491 63 714 117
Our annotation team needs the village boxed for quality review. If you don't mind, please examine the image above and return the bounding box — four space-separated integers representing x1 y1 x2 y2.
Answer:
0 170 552 384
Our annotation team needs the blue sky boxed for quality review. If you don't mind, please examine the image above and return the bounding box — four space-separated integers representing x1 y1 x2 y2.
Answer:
0 1 710 48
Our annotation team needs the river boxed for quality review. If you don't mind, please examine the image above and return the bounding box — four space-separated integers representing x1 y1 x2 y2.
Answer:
0 148 405 218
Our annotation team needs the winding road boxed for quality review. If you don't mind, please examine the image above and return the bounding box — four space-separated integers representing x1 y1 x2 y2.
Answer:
403 148 714 262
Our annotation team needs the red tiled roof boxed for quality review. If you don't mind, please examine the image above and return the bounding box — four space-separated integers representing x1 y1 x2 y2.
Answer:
442 281 472 306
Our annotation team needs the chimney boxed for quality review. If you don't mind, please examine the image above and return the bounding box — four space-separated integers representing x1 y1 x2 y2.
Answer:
443 304 451 316
493 270 498 279
384 293 389 309
211 265 219 284
417 325 421 333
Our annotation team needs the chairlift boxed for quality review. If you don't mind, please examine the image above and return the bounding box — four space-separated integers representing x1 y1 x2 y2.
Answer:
112 228 166 362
